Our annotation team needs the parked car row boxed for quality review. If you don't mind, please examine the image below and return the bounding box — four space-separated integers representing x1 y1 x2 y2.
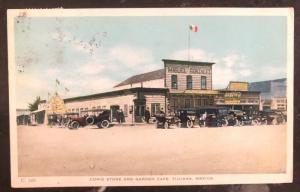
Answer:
154 107 287 129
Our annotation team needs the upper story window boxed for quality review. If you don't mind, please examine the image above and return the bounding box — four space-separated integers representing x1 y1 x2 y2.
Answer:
171 75 178 89
186 75 193 89
201 76 207 89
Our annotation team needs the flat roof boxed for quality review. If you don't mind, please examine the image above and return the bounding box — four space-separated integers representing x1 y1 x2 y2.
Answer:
64 87 168 103
162 59 215 66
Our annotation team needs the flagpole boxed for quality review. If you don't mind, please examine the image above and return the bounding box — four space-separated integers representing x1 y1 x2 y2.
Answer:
188 26 190 61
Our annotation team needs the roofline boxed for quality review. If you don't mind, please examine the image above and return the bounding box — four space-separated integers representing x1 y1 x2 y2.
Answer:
217 89 260 93
64 87 168 103
250 78 287 84
162 59 215 65
229 81 249 84
114 69 165 88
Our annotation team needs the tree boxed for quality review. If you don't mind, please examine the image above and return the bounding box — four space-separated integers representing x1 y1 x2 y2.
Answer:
28 96 41 112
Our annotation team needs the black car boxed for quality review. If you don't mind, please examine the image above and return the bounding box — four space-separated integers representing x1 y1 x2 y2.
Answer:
70 109 111 129
228 110 253 126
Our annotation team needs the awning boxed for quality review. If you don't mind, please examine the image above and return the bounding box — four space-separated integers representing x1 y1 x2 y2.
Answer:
171 90 219 95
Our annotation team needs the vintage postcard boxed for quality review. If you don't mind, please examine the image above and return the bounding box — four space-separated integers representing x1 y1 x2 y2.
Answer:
8 8 294 187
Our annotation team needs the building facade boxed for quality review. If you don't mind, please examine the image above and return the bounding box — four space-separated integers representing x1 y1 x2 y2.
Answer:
249 78 286 111
214 82 260 112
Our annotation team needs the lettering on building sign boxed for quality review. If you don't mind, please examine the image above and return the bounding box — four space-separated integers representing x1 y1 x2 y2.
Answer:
167 66 211 74
189 67 211 74
167 66 186 73
224 92 241 99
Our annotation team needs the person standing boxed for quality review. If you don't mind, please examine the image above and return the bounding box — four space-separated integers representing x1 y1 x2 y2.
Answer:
144 107 150 123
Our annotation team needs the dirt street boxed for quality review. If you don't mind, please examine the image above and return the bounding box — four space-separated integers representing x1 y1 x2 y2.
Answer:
17 124 287 176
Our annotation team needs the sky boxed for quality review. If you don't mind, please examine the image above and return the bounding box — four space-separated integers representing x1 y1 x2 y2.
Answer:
14 15 287 108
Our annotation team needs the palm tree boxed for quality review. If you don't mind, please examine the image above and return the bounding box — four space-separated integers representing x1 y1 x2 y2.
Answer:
28 96 41 112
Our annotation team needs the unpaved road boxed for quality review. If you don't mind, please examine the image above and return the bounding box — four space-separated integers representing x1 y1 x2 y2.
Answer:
17 124 287 176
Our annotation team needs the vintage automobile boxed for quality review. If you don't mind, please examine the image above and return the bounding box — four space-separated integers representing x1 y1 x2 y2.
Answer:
155 112 181 129
228 110 253 126
176 107 229 127
252 110 286 125
69 109 111 129
61 112 80 128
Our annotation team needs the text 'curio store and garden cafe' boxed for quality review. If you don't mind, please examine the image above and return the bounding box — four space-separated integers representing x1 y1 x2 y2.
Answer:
35 59 261 124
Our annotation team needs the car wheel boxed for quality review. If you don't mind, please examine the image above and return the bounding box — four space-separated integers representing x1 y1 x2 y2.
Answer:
187 120 193 128
101 120 110 128
70 121 79 129
86 116 94 125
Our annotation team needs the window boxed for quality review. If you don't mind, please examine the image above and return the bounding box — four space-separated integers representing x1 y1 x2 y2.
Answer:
196 99 201 107
76 108 79 112
185 99 191 108
92 107 96 110
85 108 88 111
186 75 193 89
151 103 161 116
80 108 83 111
201 76 207 89
171 75 178 89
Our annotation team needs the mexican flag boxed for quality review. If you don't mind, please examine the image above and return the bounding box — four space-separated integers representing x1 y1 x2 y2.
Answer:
189 25 198 32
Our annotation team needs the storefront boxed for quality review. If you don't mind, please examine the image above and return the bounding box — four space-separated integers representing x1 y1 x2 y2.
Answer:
64 87 168 123
214 82 260 113
34 94 67 125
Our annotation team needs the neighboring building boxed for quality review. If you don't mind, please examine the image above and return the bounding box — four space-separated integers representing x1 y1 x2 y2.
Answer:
214 82 260 112
16 108 30 116
64 87 168 123
31 94 67 125
249 78 287 110
16 109 31 125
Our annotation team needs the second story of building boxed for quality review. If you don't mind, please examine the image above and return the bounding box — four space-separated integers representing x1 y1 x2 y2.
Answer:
163 59 214 93
114 59 214 93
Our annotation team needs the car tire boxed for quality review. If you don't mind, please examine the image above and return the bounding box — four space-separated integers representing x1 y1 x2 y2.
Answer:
86 116 94 125
70 121 79 129
101 120 110 128
187 120 193 128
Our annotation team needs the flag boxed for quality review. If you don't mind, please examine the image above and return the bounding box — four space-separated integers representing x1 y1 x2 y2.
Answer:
189 25 198 32
65 87 69 92
56 79 60 85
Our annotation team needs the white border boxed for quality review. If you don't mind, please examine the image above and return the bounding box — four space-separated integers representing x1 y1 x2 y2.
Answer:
8 8 294 187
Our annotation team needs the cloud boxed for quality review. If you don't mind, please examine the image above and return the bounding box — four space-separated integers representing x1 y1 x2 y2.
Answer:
108 45 154 68
223 53 241 67
78 59 106 75
16 73 50 108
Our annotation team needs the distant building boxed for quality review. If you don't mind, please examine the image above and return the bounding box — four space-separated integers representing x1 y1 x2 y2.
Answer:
215 81 260 112
249 78 287 110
